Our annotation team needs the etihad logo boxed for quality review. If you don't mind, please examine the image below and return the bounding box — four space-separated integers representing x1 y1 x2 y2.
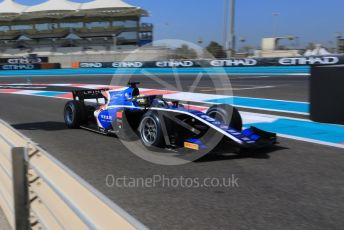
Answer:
279 57 340 65
210 59 258 67
1 64 35 70
80 62 102 68
112 62 143 68
7 58 43 64
156 61 194 68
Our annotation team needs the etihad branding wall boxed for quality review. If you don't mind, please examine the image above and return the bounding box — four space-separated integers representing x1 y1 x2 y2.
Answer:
0 63 61 70
78 55 344 68
0 57 49 64
0 57 62 70
0 56 59 70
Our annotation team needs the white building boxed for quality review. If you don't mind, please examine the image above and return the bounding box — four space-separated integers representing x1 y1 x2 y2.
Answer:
0 0 153 53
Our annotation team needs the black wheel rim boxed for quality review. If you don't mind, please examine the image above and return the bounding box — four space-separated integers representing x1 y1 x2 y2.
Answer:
141 117 158 145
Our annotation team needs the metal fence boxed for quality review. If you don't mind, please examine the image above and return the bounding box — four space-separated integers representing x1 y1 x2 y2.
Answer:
0 119 147 230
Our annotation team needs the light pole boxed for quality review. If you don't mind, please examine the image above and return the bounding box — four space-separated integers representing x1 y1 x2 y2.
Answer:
223 0 228 49
272 12 280 37
224 0 236 57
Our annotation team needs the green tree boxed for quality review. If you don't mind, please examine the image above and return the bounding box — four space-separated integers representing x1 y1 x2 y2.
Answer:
174 44 198 59
206 41 227 58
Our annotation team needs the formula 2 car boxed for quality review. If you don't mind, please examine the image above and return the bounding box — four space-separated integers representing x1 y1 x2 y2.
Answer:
63 82 277 152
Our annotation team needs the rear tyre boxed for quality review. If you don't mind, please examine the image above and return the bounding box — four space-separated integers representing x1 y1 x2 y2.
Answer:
139 112 165 147
64 101 86 128
206 104 242 131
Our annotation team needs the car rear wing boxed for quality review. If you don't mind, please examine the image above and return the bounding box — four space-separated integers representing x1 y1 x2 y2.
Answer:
72 89 107 100
72 89 108 104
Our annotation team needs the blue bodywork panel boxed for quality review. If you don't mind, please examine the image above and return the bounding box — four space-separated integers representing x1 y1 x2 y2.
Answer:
95 86 276 147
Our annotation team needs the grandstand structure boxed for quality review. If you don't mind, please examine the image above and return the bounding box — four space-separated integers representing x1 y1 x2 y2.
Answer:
0 0 153 62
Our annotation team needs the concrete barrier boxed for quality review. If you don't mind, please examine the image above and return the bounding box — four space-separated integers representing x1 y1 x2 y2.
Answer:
0 66 311 77
0 119 148 230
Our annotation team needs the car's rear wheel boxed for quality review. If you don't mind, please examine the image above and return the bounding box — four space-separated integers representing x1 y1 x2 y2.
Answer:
206 104 242 131
64 101 86 128
139 112 164 147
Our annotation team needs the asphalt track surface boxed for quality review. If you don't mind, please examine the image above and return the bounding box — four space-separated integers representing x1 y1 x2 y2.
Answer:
1 74 344 230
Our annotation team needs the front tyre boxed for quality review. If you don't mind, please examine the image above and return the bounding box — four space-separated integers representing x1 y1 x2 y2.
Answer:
206 104 243 131
64 101 86 128
139 112 165 147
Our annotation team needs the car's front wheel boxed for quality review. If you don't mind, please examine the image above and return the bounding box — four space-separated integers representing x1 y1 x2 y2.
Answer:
206 104 242 131
139 112 164 147
64 101 86 128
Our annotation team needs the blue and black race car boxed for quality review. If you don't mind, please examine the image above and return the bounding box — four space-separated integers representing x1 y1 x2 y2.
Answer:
64 82 276 151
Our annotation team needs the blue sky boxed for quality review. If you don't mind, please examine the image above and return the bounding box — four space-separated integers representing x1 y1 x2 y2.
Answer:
16 0 344 48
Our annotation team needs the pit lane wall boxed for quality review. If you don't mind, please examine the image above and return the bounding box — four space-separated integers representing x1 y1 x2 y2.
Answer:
0 55 342 75
0 119 147 230
75 55 344 69
69 55 343 76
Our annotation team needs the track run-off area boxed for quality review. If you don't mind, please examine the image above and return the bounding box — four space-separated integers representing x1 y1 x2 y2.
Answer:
0 73 344 230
